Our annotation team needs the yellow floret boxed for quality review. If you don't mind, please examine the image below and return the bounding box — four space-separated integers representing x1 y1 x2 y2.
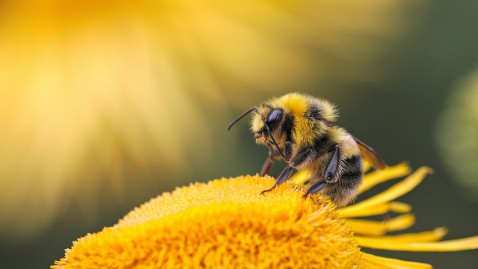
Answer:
52 176 363 269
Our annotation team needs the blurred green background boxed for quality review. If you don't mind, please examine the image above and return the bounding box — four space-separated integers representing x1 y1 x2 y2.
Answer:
1 1 477 268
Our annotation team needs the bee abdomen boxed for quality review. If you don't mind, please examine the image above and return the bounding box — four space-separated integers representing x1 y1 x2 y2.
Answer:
312 134 336 155
340 155 363 184
323 155 362 207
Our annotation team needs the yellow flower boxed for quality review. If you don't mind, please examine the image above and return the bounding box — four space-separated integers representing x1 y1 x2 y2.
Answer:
52 163 478 268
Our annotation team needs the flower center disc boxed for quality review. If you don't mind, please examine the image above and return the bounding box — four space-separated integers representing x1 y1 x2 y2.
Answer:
53 176 363 269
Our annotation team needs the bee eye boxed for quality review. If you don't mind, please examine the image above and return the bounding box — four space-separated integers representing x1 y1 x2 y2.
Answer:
265 109 283 129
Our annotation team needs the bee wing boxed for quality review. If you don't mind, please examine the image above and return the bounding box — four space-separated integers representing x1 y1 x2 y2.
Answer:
353 137 386 170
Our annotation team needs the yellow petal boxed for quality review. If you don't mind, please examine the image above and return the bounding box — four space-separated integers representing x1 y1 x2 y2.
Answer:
344 167 432 214
347 214 415 236
356 235 478 252
373 227 448 243
364 262 394 269
363 160 372 173
289 169 310 185
362 252 432 269
338 201 411 218
359 162 412 194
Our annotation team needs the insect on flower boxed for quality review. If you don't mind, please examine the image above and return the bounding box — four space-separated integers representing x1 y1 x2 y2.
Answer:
227 93 386 207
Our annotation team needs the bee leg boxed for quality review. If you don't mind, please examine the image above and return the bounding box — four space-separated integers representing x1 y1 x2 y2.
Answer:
260 165 294 195
260 140 293 176
284 141 293 162
259 158 274 177
302 146 339 198
324 145 340 182
303 180 326 198
260 145 281 176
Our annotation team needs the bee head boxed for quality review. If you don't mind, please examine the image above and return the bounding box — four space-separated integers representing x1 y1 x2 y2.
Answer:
251 106 287 158
251 107 283 143
227 105 286 159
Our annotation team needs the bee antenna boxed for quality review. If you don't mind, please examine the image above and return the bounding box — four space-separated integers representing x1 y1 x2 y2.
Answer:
227 106 258 131
265 125 286 159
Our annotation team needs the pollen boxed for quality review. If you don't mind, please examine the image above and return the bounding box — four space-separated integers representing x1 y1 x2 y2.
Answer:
52 176 363 269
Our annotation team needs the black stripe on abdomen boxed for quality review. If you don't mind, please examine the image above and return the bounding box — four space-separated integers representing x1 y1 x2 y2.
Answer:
340 155 363 183
312 134 336 155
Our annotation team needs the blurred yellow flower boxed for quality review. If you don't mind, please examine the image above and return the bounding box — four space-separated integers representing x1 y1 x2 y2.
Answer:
437 69 478 199
0 0 419 239
52 164 478 268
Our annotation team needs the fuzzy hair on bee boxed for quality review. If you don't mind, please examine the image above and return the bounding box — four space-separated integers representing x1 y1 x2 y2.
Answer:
227 93 386 207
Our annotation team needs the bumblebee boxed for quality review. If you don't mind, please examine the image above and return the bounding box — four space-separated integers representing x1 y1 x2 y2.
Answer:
227 93 385 207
